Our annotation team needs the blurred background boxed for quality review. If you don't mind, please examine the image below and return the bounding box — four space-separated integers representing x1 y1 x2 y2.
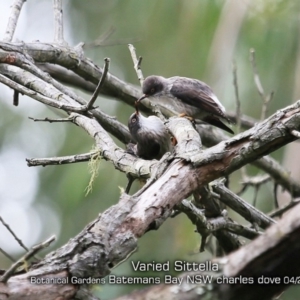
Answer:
0 0 300 299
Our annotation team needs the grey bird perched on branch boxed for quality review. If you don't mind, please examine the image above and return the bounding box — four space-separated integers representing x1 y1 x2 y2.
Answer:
136 75 234 134
128 109 173 160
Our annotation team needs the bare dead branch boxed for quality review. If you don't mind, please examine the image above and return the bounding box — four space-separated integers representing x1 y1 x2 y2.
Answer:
232 60 250 187
237 174 271 196
26 151 99 167
232 61 241 133
249 48 273 120
13 90 19 106
241 174 271 186
28 116 73 123
128 44 144 86
177 200 260 241
212 182 275 229
3 0 26 42
252 186 259 207
84 57 110 110
0 235 55 283
269 198 300 218
0 216 29 252
91 37 141 47
273 183 279 209
222 203 300 300
53 0 65 44
0 247 15 262
0 70 84 113
84 27 141 48
250 49 265 97
252 155 300 198
225 111 257 129
0 51 130 143
195 121 300 199
87 26 116 47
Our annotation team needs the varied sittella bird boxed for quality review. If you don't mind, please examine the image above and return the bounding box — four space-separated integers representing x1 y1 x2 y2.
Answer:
136 75 234 134
128 109 173 160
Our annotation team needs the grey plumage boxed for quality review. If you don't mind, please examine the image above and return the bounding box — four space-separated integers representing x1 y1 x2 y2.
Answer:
128 110 173 160
138 75 233 134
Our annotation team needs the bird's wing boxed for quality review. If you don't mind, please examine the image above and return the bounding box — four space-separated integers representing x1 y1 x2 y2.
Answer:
170 78 225 118
202 115 234 134
137 142 160 160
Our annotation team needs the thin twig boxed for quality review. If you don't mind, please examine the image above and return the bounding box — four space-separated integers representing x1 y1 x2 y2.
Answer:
53 0 64 44
84 27 141 48
3 0 26 42
0 247 15 262
269 199 300 218
253 156 300 199
225 111 257 129
241 174 271 186
128 44 144 86
87 37 141 48
237 174 271 196
224 222 261 240
232 61 242 133
84 58 110 110
249 48 273 120
0 216 29 252
13 90 19 106
0 235 55 283
232 61 249 185
89 26 116 46
29 116 73 123
253 186 259 207
125 174 135 194
249 49 265 97
26 150 100 167
273 183 279 209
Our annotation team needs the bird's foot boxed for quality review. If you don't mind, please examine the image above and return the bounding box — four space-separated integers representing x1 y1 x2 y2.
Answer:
125 143 138 157
178 113 194 122
178 114 197 128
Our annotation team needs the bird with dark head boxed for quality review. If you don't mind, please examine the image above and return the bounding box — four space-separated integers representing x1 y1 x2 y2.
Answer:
137 75 234 134
128 109 173 160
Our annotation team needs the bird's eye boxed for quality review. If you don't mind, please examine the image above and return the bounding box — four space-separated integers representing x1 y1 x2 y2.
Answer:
150 87 155 93
131 117 137 123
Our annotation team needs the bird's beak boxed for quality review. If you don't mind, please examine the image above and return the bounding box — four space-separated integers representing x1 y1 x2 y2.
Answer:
135 94 147 113
134 101 140 115
137 94 147 103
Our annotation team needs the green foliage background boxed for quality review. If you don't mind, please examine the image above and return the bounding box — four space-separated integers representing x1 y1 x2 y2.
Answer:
0 0 300 299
